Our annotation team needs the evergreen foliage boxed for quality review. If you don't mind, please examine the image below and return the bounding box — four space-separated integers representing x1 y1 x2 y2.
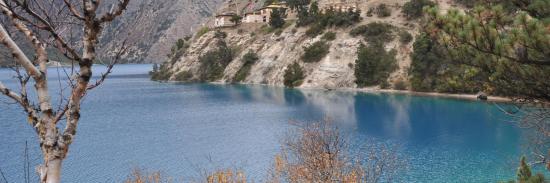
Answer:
197 40 233 81
355 43 397 87
284 62 305 88
399 31 413 44
233 51 259 82
174 71 193 81
409 33 489 93
425 4 550 100
149 63 172 81
286 0 311 11
230 14 243 25
321 31 336 41
298 2 361 37
350 23 395 44
301 41 331 63
425 2 550 173
376 3 392 17
296 1 319 26
270 8 286 28
402 0 435 19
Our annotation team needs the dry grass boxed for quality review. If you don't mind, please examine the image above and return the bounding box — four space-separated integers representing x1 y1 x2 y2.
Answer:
205 169 247 183
124 169 168 183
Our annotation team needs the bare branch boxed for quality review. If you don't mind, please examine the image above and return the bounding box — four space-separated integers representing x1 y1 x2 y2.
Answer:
0 80 23 104
10 0 82 62
0 22 42 77
98 0 130 23
63 0 84 20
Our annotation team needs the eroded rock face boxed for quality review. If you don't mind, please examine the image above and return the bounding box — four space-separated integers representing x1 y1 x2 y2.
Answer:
99 0 225 63
166 0 420 89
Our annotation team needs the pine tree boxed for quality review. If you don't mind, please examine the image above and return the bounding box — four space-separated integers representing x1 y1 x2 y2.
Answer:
284 62 305 87
425 1 550 173
269 8 286 28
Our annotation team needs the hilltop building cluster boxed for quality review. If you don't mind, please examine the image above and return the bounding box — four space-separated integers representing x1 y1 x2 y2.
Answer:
214 0 360 28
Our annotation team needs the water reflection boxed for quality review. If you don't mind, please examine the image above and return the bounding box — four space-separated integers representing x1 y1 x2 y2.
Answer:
0 65 533 182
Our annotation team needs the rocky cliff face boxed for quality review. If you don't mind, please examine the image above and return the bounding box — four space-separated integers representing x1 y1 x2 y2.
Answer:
98 0 225 63
163 0 431 89
0 0 225 65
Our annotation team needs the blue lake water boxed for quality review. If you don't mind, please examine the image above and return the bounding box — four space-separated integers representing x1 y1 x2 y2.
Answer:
0 64 537 182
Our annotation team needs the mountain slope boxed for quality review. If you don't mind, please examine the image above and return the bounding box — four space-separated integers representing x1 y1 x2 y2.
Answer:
160 0 422 89
99 0 225 63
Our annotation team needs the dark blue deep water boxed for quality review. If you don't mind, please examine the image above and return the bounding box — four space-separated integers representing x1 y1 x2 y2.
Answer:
0 64 538 182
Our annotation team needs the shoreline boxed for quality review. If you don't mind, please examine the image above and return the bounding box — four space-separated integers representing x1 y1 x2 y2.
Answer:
202 81 514 103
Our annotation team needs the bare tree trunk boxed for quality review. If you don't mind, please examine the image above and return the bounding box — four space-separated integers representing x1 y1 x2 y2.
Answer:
38 158 62 183
0 0 132 182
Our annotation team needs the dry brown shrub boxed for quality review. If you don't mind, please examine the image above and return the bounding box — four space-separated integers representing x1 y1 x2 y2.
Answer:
268 119 404 183
205 169 247 183
124 169 169 183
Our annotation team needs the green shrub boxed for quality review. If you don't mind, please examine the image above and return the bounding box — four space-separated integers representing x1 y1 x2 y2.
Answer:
402 0 435 19
454 0 477 8
150 63 172 81
366 7 374 17
176 39 185 50
298 1 361 34
319 8 362 28
233 51 259 82
364 23 395 44
301 41 330 63
305 23 324 37
350 23 395 44
197 40 233 81
376 4 392 17
195 27 210 38
284 62 305 88
350 25 368 37
399 31 413 44
230 14 243 25
270 8 286 28
321 31 336 41
214 30 227 39
174 71 193 81
355 43 397 87
296 1 320 27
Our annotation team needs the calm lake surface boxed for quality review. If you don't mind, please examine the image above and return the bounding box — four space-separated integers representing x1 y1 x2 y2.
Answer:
0 64 536 182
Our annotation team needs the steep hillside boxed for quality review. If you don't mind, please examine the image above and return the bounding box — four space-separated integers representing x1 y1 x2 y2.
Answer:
0 0 225 66
159 0 425 89
99 0 225 63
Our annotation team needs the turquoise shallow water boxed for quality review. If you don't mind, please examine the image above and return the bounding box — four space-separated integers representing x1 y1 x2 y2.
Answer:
0 64 539 182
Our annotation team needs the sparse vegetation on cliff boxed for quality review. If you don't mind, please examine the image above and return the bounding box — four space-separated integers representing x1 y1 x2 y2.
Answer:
299 1 361 37
375 3 392 17
150 63 173 81
350 22 395 44
196 27 211 39
284 62 305 88
301 41 330 63
197 40 233 81
355 43 397 87
233 51 259 82
402 0 436 19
